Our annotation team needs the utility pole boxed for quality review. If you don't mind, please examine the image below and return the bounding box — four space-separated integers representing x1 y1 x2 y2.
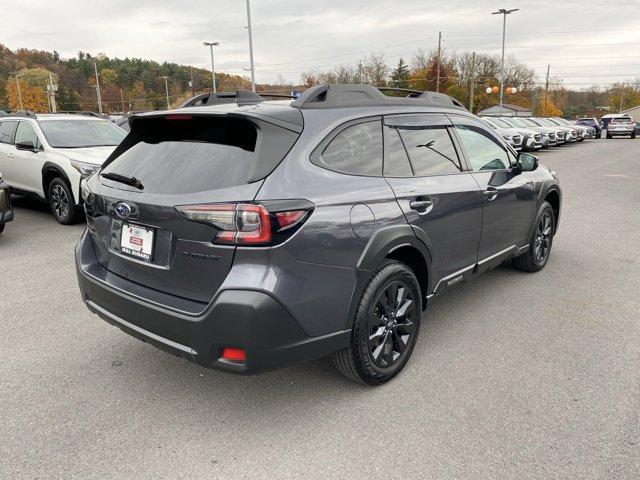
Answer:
435 31 442 93
619 83 625 113
14 75 23 110
203 42 219 93
246 0 256 92
47 74 57 113
189 66 195 97
93 61 103 114
119 88 125 114
492 8 519 115
469 51 476 112
162 76 170 109
544 64 550 116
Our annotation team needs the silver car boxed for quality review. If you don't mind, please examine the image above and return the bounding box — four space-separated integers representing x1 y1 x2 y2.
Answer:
606 115 636 139
496 117 543 151
480 117 524 151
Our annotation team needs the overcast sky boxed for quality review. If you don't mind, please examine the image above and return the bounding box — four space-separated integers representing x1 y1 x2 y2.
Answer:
2 0 639 88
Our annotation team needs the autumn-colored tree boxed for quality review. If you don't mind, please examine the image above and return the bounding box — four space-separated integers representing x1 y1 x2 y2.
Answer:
407 51 456 92
534 98 562 117
99 68 118 86
6 79 48 111
128 80 153 110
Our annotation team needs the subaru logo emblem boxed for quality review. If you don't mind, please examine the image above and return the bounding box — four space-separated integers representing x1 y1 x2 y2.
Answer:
115 202 132 219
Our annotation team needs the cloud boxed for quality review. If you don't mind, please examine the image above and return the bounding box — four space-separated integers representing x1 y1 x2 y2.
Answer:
2 0 639 87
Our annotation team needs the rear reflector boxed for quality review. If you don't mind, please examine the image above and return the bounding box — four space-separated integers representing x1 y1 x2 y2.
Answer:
222 347 246 362
275 210 306 229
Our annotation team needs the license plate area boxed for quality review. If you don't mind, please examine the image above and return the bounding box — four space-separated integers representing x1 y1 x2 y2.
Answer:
120 223 155 262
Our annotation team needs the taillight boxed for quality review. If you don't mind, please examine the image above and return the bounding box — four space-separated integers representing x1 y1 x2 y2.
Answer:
176 201 312 246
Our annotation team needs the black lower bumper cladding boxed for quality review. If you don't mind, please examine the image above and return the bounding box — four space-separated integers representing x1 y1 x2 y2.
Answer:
75 230 350 374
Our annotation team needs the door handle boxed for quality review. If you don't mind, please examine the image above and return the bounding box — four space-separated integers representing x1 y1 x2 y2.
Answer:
7 153 14 159
482 188 498 201
409 198 433 215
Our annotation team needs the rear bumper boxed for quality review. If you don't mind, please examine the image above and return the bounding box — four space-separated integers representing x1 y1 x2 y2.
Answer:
75 230 350 374
607 129 634 136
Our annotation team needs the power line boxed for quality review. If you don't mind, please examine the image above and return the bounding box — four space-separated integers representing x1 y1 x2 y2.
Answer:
257 36 435 68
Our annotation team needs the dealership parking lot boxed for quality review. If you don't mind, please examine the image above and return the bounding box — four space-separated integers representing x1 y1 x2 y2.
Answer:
1 138 639 479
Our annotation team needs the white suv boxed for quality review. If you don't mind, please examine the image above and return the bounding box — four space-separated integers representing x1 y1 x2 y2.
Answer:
0 113 126 224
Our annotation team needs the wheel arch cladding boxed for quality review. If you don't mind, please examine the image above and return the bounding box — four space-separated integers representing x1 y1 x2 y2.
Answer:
42 162 75 203
544 189 561 230
352 225 432 320
385 245 429 309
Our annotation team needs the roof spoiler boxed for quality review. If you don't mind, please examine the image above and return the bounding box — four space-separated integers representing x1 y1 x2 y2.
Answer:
290 84 467 111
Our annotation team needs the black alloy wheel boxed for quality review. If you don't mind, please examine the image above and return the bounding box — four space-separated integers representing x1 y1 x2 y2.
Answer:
513 201 555 273
533 210 553 265
367 281 416 369
333 261 422 385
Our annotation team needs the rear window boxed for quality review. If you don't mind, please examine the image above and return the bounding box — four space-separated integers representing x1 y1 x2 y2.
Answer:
317 120 383 176
612 117 632 123
101 115 298 194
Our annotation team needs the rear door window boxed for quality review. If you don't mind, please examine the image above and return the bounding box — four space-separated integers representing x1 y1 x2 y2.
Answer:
0 121 17 144
396 126 461 175
317 120 383 176
100 115 299 194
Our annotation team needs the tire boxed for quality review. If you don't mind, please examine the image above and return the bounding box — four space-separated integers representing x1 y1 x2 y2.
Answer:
606 132 612 139
512 201 555 273
0 223 4 234
47 177 82 225
632 132 636 139
333 260 422 385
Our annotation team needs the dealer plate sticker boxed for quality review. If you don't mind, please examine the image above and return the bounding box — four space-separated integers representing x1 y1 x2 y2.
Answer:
121 223 154 261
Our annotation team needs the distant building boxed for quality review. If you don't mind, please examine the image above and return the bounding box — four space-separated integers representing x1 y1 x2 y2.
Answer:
477 103 532 117
622 105 640 120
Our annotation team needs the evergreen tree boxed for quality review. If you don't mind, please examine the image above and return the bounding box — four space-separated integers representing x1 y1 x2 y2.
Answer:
390 59 410 88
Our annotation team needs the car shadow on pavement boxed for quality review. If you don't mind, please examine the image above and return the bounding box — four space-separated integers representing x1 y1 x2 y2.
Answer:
94 259 531 421
10 195 51 215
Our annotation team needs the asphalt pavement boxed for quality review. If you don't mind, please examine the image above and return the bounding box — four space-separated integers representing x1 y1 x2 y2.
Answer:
1 137 639 479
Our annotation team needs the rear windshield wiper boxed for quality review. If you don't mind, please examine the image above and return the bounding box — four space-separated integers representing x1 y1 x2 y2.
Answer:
100 172 144 190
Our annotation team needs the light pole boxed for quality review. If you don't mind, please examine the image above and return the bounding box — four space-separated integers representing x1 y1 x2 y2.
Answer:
491 8 518 115
203 41 219 93
246 0 256 92
161 76 170 109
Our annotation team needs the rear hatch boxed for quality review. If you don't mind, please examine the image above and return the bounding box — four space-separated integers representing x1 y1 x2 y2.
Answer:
83 111 301 304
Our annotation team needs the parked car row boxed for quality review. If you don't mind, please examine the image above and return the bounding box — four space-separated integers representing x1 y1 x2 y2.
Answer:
480 115 597 151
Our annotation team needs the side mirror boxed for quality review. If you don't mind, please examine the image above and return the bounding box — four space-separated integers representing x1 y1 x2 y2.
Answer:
517 152 538 172
15 140 38 152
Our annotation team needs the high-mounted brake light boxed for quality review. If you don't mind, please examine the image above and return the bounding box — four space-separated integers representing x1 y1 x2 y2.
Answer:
175 202 312 246
165 114 192 120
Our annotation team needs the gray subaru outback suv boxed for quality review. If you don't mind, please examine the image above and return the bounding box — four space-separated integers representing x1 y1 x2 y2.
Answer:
76 85 561 385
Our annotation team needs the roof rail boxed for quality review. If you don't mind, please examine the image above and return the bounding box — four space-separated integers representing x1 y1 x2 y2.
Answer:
56 111 102 118
12 110 38 119
180 90 298 108
290 84 467 111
